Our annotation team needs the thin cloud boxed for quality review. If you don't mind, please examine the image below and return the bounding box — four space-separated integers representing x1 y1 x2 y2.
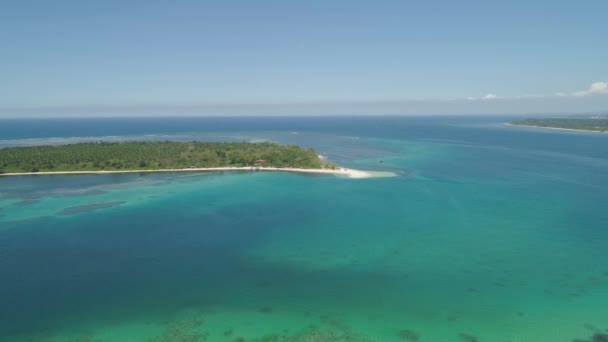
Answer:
467 82 608 101
558 81 608 97
467 93 498 101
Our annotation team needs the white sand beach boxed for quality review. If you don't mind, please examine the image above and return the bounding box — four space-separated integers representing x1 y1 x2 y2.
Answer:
0 166 396 179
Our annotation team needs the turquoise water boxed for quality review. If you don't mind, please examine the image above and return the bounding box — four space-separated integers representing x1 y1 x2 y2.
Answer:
1 117 608 341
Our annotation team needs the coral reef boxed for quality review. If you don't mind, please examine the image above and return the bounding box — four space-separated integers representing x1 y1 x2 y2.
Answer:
249 326 369 342
147 315 207 342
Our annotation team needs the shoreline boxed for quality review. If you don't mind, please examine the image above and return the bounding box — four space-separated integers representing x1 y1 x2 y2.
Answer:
0 166 393 179
505 123 608 134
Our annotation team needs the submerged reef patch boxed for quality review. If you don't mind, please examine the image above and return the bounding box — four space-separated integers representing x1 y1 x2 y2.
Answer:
250 326 369 342
58 201 126 215
585 324 601 332
398 329 419 341
258 307 273 314
13 199 39 207
458 332 478 342
66 333 103 342
573 333 608 342
1 215 55 227
147 315 206 342
57 189 107 198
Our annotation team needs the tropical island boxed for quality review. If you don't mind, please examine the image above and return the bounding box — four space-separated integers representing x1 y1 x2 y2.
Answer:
0 141 380 178
509 118 608 132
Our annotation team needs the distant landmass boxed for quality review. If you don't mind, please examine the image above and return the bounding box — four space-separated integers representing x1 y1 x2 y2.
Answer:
0 141 337 174
510 118 608 132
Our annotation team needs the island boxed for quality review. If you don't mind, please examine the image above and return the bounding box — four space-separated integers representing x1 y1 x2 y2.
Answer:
509 118 608 132
0 141 380 178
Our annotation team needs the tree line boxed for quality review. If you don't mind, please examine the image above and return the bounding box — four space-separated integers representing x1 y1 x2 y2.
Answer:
0 142 335 173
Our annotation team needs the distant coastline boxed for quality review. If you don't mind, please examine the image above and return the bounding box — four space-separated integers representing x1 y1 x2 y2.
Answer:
506 118 608 133
505 123 608 133
0 166 394 179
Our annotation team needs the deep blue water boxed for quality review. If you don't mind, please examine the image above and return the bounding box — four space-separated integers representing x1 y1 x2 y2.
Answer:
2 116 607 159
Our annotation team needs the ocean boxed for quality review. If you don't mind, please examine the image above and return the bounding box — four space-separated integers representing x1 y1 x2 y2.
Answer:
1 116 607 341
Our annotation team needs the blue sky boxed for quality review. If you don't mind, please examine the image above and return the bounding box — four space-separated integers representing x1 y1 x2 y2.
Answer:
0 0 607 116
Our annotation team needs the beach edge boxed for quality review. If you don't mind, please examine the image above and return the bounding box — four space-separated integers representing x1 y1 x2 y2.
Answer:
0 166 396 179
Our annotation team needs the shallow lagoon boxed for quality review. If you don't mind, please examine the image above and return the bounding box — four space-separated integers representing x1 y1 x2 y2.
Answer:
1 117 608 341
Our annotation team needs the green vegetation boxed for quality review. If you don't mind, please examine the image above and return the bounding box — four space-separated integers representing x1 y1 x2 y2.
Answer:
511 118 608 132
0 141 334 173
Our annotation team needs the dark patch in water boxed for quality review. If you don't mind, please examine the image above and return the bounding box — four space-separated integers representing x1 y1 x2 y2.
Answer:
398 329 419 341
224 328 234 337
1 215 55 227
66 333 100 342
13 199 39 207
258 307 272 314
459 332 478 342
2 192 42 200
59 189 106 198
573 333 608 342
446 314 459 322
58 201 126 215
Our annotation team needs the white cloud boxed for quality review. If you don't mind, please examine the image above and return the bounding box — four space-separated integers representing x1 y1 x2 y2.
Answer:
466 82 608 101
560 81 608 97
466 93 498 101
589 81 608 94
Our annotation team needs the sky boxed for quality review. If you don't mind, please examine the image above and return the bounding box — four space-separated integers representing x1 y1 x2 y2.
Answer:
0 0 607 117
